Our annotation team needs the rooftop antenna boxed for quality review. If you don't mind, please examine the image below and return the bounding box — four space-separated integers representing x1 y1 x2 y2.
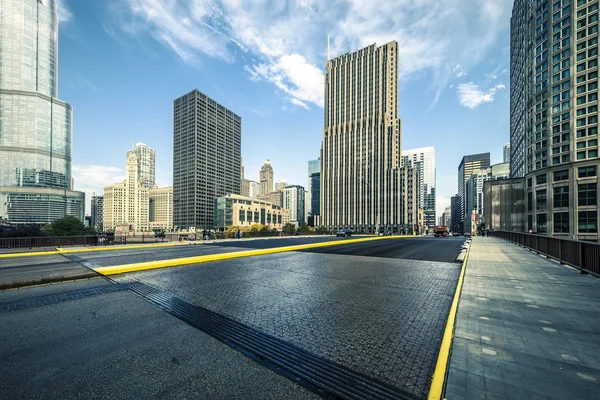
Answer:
327 35 330 60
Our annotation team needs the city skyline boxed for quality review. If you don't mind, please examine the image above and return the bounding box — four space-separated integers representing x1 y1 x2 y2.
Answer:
54 0 513 220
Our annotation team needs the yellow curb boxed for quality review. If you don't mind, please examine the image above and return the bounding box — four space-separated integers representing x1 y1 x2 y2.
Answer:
428 243 470 400
94 235 414 276
56 242 180 254
0 250 59 259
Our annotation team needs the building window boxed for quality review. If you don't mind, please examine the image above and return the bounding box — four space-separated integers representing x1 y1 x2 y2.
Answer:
578 183 597 206
536 174 547 184
554 212 569 233
578 211 598 233
537 213 548 233
579 166 597 177
536 189 547 210
554 186 569 207
554 170 569 181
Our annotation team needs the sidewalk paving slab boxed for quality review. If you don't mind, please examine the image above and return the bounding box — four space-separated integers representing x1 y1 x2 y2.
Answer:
445 237 600 400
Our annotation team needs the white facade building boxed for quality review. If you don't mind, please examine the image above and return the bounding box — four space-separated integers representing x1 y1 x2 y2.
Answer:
149 186 173 231
401 147 436 230
127 143 156 189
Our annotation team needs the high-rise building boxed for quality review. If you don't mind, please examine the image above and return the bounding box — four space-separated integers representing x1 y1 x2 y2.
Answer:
402 147 436 230
103 151 150 232
450 195 461 233
173 89 241 230
503 143 511 165
275 181 287 192
510 0 599 240
283 185 305 226
464 169 490 235
90 195 104 230
458 153 490 231
0 0 85 223
308 158 321 218
260 161 274 195
149 185 173 231
321 41 403 233
127 143 156 189
214 194 288 230
400 167 418 234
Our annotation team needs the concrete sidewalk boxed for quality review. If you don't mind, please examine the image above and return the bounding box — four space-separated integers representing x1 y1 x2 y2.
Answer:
445 237 600 399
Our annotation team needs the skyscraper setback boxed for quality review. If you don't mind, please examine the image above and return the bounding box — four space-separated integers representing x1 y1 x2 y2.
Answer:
321 41 403 233
173 89 241 230
0 0 85 223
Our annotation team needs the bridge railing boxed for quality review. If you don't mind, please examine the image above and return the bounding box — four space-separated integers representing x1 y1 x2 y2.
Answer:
489 231 600 277
0 235 100 249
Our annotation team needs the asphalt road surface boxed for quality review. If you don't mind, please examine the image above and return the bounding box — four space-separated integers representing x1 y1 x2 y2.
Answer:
1 236 465 399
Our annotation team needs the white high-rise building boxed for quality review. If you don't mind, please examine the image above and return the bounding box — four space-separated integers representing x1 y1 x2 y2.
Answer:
503 143 511 165
402 147 436 230
127 143 156 189
283 185 305 226
149 186 173 231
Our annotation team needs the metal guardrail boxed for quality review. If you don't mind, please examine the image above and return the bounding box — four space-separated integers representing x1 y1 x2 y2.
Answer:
489 231 600 277
0 235 100 249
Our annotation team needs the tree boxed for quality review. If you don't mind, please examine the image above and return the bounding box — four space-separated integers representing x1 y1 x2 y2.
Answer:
298 222 310 233
283 223 296 235
43 215 95 236
315 225 329 234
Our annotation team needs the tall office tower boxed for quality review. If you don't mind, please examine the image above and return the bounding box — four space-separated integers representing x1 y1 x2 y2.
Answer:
283 185 305 226
402 147 436 230
0 0 85 223
308 158 321 216
511 0 599 240
321 41 402 233
90 195 104 229
458 153 490 231
248 181 260 198
450 195 461 233
127 143 156 189
173 89 241 230
503 143 511 164
241 179 250 197
260 160 274 195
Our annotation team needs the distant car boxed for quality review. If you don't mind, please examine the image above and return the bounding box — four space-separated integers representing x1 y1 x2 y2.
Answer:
464 233 472 237
336 228 353 237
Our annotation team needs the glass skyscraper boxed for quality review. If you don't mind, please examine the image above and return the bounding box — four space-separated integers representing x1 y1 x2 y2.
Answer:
511 0 599 240
0 0 84 223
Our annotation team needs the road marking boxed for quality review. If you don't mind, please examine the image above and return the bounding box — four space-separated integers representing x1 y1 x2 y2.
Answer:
542 327 557 333
482 348 497 356
427 242 470 400
93 236 412 276
479 316 490 320
481 335 491 341
576 372 597 382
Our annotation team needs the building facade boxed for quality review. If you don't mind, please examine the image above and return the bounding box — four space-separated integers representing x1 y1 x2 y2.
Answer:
450 194 461 233
173 89 241 230
308 158 321 219
214 194 288 230
504 143 511 165
458 153 491 232
149 186 173 231
283 185 305 226
402 147 436 231
127 143 155 189
275 181 287 192
0 0 85 223
259 160 274 196
400 167 419 234
103 151 150 232
91 195 104 230
510 0 599 240
321 41 404 233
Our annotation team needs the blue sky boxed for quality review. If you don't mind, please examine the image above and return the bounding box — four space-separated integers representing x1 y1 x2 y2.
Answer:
57 0 513 218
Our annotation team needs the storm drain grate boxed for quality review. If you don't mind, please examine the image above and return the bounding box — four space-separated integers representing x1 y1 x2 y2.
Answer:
113 275 421 400
0 284 129 312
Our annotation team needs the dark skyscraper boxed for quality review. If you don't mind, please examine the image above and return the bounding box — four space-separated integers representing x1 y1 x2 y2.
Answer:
173 89 241 230
308 158 320 217
458 153 490 229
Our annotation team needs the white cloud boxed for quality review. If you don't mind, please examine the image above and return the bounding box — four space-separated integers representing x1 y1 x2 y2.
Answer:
55 0 73 22
456 82 506 109
110 0 513 109
72 165 125 215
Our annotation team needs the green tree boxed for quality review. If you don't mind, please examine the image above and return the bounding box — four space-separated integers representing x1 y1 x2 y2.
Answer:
298 222 310 233
43 215 95 236
283 223 296 235
315 225 329 234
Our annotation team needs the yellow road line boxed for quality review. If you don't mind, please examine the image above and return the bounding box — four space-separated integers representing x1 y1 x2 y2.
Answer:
56 242 180 254
428 242 470 400
94 236 413 276
0 250 59 259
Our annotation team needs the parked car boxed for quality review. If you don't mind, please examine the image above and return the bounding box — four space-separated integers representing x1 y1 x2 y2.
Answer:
336 228 353 237
464 232 472 237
